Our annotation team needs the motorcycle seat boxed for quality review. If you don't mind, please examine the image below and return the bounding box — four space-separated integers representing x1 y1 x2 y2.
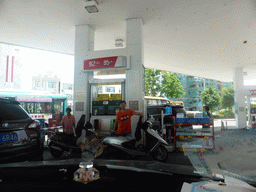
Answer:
122 139 136 150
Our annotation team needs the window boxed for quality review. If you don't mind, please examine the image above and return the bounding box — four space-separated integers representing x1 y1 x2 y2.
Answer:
43 103 51 113
98 86 102 93
63 83 73 90
26 102 35 113
0 102 30 121
147 99 158 105
160 100 169 105
105 86 115 92
35 103 44 113
48 82 56 88
35 81 43 88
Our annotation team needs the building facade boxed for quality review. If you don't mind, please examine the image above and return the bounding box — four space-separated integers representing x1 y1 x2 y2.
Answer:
32 75 61 94
62 83 73 108
170 74 233 111
32 75 74 108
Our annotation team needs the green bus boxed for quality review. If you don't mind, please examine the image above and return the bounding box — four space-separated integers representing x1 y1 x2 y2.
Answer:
0 90 67 126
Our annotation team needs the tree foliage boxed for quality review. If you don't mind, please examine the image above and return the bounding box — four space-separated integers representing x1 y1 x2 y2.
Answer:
160 71 185 98
201 86 220 111
220 86 234 111
145 68 161 96
145 68 185 98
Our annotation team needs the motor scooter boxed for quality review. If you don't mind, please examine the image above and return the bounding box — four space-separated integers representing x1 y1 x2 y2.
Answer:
102 116 169 162
48 115 103 158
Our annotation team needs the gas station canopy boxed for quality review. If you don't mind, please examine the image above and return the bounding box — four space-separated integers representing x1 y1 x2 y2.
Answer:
1 0 256 82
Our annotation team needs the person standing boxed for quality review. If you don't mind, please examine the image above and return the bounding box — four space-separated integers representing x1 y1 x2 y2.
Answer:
61 107 76 135
114 101 143 140
203 105 211 129
203 106 211 118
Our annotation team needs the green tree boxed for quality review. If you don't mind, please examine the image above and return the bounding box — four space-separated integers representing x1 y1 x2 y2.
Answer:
160 71 185 98
145 68 161 96
145 68 185 98
221 86 234 111
201 86 220 112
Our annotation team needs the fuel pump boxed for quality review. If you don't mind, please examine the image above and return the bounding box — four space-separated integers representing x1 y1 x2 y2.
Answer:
251 106 256 128
89 78 125 137
247 90 256 129
75 55 146 141
249 102 256 128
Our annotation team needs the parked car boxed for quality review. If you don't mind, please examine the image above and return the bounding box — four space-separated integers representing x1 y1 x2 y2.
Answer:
0 98 44 164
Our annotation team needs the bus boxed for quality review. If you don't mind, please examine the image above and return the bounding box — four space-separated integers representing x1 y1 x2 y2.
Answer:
169 100 184 107
144 96 184 107
0 90 67 126
145 96 170 106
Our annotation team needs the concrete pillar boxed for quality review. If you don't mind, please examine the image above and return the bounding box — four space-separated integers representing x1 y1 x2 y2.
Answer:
233 67 247 128
73 25 94 123
247 95 252 128
125 18 145 116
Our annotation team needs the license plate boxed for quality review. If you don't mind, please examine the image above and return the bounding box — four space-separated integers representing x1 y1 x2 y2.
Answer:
0 133 19 143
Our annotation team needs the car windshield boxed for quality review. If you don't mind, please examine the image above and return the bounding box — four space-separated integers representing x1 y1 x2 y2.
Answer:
0 102 30 122
2 1 256 190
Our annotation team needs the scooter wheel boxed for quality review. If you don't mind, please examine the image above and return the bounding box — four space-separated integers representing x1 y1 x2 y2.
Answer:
152 145 168 162
49 142 63 158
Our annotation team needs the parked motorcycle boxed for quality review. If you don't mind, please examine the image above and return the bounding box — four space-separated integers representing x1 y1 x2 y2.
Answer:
102 116 169 162
48 115 104 158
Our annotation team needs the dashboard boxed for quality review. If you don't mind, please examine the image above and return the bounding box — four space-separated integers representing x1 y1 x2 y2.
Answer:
0 160 206 192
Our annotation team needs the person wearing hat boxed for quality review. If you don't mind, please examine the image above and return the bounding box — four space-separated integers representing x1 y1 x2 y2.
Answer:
114 101 143 140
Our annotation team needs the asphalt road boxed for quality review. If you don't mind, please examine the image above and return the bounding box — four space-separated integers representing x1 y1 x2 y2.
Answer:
42 125 256 181
41 119 240 170
43 145 193 167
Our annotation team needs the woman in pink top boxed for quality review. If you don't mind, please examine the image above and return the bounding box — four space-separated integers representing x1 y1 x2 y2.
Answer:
61 108 76 135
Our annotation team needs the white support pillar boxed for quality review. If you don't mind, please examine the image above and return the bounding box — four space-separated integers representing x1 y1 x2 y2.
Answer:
233 67 247 128
247 95 252 128
73 25 94 123
125 18 145 116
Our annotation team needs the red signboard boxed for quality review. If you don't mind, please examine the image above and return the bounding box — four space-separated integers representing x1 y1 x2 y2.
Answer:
83 56 127 70
83 56 118 70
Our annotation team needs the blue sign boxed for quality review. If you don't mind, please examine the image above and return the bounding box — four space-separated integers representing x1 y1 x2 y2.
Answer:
36 119 45 129
36 119 45 141
0 133 18 143
198 102 202 108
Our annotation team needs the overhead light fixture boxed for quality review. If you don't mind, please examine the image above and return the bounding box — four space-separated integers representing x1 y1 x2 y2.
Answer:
84 0 99 13
115 39 123 47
